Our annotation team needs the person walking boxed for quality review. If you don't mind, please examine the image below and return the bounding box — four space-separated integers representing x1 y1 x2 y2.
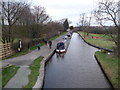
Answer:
28 42 30 51
48 40 52 49
37 43 40 50
42 39 47 45
44 40 47 45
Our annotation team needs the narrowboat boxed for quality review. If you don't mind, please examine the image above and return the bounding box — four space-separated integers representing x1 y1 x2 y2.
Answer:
55 41 66 53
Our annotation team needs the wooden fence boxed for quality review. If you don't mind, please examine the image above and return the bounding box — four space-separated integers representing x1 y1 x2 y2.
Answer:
0 43 14 59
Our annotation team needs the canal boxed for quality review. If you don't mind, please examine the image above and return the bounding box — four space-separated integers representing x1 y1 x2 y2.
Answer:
43 33 111 88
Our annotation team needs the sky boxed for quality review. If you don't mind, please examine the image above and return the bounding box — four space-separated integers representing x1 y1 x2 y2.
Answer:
30 0 100 26
4 0 119 26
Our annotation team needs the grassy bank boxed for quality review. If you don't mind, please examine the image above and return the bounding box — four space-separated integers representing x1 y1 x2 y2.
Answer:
1 65 19 87
79 32 113 39
3 50 29 60
29 43 44 51
24 56 44 88
79 32 116 50
85 39 115 49
95 51 119 88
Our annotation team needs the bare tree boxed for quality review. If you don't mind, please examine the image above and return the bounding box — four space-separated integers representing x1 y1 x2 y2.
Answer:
46 21 64 38
78 13 90 37
88 11 93 26
12 5 51 40
86 12 93 36
15 5 37 39
95 0 120 57
17 6 35 26
2 1 28 42
118 1 120 25
33 6 51 24
94 10 106 26
78 13 86 27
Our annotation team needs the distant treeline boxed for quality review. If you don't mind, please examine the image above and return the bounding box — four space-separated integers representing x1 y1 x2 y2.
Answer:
76 26 117 34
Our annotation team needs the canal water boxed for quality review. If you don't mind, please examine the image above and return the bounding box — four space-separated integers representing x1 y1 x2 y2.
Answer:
43 33 111 88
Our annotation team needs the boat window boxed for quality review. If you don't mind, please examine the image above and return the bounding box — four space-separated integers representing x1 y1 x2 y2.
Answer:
57 42 65 50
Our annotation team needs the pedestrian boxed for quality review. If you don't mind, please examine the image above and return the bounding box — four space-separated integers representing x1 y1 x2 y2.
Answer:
44 40 47 45
37 43 40 50
28 42 30 51
42 39 47 45
48 40 52 49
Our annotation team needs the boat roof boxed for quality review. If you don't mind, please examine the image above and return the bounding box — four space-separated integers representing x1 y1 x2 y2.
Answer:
57 41 64 43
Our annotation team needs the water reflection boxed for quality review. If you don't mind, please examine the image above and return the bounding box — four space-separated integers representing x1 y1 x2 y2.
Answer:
56 53 65 59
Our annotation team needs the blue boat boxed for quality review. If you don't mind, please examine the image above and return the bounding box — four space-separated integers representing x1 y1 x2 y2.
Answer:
56 41 66 53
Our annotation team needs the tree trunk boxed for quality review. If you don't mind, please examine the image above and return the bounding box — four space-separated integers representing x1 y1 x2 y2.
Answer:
8 26 11 43
117 26 120 58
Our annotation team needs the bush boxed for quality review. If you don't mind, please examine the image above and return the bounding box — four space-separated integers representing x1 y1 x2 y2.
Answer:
11 42 19 52
11 38 43 52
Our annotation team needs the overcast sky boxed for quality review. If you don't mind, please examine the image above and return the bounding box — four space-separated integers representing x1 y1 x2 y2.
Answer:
30 0 100 26
7 0 119 26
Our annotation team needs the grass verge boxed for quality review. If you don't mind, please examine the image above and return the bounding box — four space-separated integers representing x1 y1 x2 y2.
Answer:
23 56 44 88
1 65 19 87
95 51 119 88
29 43 44 51
79 32 116 50
2 50 29 60
85 39 115 49
79 32 113 39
